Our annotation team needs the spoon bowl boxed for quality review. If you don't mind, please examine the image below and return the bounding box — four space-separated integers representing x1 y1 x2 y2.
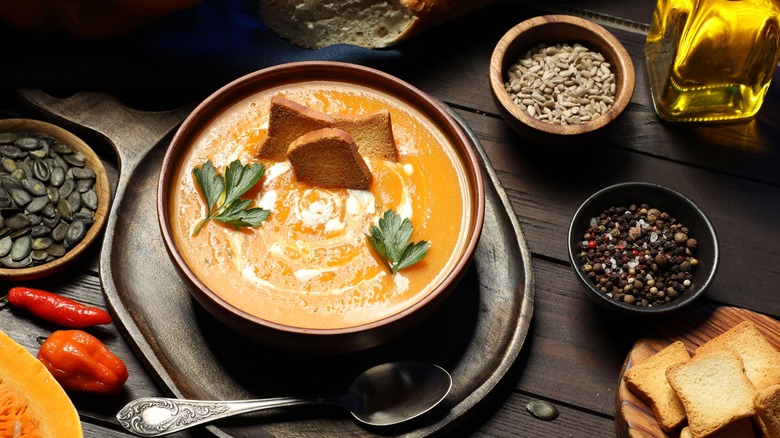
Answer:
116 361 452 436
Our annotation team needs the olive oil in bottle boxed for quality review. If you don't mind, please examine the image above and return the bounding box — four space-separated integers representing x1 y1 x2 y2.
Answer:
645 0 780 122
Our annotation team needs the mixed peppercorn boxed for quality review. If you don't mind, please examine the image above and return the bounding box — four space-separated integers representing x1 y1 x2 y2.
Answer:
576 203 698 307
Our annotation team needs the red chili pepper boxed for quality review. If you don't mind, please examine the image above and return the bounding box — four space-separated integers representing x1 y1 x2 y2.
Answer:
37 330 128 394
3 287 112 328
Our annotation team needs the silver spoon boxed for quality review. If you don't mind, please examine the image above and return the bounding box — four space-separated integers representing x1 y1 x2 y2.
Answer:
116 361 452 436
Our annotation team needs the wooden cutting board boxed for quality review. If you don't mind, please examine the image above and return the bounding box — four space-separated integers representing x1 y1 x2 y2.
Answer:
615 304 780 437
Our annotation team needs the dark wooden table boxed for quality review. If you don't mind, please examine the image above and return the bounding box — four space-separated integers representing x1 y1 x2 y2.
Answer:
2 1 779 436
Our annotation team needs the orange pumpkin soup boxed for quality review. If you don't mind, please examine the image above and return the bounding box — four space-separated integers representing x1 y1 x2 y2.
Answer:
169 82 474 329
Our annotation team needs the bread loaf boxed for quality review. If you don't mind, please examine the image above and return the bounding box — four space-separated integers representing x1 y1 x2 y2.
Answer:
623 341 689 432
287 127 372 189
258 0 500 49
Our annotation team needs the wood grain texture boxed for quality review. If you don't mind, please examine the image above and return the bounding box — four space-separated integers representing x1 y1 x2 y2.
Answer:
615 306 780 438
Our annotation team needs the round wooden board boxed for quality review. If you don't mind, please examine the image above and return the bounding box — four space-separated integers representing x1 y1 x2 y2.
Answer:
615 304 780 437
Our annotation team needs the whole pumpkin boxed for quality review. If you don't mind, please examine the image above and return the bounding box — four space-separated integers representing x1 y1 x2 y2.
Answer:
0 0 203 38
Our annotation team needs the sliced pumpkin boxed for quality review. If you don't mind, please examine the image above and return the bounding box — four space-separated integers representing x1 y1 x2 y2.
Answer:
0 329 82 438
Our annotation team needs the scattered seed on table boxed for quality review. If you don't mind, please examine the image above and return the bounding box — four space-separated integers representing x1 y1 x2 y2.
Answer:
527 400 559 420
504 42 616 125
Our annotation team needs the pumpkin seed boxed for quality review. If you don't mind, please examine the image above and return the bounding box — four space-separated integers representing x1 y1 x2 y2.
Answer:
59 178 74 198
10 235 32 261
49 166 65 187
1 254 32 268
0 145 25 159
62 152 85 167
30 225 51 238
53 143 73 155
6 213 29 230
31 250 49 262
32 160 50 181
32 237 54 251
72 167 95 179
15 137 41 151
82 189 98 210
25 196 49 214
526 400 559 421
66 220 86 246
0 236 11 257
51 222 68 241
0 133 17 144
47 244 66 257
10 189 31 207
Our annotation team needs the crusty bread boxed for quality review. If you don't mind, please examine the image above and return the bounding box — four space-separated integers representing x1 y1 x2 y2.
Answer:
624 341 690 432
287 127 372 190
680 419 757 438
258 0 500 49
695 321 780 391
757 383 780 438
666 350 756 438
257 95 335 161
333 110 398 162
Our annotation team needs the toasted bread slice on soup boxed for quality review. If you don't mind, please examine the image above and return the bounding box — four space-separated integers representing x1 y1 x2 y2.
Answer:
257 95 335 161
666 350 757 438
287 127 372 190
695 320 780 391
757 383 780 438
333 110 398 162
624 341 690 432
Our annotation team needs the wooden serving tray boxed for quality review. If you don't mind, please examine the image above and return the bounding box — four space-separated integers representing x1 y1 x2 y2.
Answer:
615 305 780 438
20 89 535 436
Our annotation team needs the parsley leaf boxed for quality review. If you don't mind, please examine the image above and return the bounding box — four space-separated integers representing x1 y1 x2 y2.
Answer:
192 160 269 236
367 210 430 274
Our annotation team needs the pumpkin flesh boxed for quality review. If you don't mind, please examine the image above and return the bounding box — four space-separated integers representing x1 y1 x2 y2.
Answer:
0 329 82 438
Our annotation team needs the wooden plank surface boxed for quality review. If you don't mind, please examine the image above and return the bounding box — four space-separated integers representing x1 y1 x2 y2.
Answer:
1 0 779 437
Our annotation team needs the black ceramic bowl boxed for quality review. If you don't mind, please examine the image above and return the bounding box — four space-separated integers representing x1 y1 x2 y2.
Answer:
567 182 719 317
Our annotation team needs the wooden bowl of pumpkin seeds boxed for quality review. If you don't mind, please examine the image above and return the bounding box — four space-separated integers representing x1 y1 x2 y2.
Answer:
0 119 110 280
489 15 635 144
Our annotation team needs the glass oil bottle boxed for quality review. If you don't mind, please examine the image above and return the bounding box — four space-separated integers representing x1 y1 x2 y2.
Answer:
645 0 780 122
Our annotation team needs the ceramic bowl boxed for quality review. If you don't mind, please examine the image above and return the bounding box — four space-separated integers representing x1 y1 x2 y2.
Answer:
568 182 719 318
158 61 485 353
0 118 110 281
489 15 635 144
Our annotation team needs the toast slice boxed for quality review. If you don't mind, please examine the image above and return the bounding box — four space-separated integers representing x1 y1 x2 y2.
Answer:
257 95 336 161
666 350 756 438
757 383 780 438
333 110 398 162
695 320 780 391
624 341 690 432
287 127 372 190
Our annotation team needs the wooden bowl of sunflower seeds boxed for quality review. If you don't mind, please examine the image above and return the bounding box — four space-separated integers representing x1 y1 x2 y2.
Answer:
489 15 635 144
0 118 110 280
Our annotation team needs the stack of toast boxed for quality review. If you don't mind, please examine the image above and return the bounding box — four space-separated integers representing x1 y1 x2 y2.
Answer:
624 320 780 438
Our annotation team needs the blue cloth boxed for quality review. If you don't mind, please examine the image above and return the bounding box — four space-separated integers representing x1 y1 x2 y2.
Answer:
1 0 403 100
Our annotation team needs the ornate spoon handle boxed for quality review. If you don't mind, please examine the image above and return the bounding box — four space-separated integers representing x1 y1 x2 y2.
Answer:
116 396 331 436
